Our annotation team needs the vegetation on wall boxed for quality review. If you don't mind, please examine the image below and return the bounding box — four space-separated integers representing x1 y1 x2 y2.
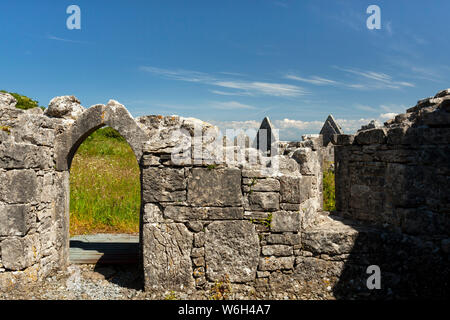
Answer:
0 90 45 110
323 161 336 212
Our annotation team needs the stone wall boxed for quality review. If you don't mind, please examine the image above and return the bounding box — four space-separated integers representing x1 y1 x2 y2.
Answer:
1 89 449 299
0 93 324 297
334 89 450 236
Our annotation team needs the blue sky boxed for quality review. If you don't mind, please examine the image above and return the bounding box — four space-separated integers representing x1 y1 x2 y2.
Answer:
1 0 449 140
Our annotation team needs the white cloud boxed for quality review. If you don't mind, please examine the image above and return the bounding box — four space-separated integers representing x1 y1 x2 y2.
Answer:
46 34 88 44
379 112 398 119
211 101 257 110
334 66 415 89
285 74 338 86
140 66 307 97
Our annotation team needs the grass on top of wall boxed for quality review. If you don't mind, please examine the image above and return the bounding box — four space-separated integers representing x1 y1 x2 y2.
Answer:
69 127 141 236
323 161 336 212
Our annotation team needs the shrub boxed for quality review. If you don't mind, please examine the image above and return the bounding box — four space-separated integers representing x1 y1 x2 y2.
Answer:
0 90 45 110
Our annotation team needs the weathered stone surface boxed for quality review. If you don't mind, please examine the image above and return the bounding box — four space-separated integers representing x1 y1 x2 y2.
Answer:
280 176 312 204
247 192 279 211
44 96 85 119
261 245 293 257
0 143 53 169
1 234 41 271
243 178 280 192
143 223 194 292
355 128 387 145
266 233 301 246
292 148 320 175
0 204 31 236
205 221 259 282
302 217 359 255
0 92 17 108
271 211 300 232
0 169 38 203
187 168 242 206
258 256 295 271
142 168 186 202
163 206 243 221
143 203 165 223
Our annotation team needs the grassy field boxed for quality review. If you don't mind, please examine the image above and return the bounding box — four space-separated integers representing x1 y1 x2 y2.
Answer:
69 127 141 236
323 161 336 211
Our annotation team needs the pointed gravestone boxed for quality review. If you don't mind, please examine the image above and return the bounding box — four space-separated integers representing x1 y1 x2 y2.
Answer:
320 114 343 146
255 117 278 156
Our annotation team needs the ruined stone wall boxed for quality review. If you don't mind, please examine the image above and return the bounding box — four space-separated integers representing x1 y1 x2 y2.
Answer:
134 115 324 295
334 89 450 237
2 89 449 299
0 93 324 298
0 96 69 288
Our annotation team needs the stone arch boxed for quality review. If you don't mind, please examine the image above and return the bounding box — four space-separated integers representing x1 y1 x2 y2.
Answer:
55 100 148 171
53 100 149 267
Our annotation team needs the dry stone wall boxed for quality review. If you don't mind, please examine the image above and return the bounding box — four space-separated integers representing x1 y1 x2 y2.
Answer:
1 89 449 298
0 92 324 297
334 89 450 236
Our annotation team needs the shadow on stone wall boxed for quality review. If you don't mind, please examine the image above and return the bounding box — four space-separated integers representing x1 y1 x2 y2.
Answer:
330 216 450 299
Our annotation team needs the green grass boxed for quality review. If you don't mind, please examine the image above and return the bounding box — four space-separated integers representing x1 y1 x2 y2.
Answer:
69 127 141 236
323 161 336 212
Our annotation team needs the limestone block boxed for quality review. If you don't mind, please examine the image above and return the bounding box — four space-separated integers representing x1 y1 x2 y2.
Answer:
205 221 259 282
0 169 38 204
355 128 387 145
142 168 186 202
292 148 320 175
0 204 31 236
280 175 312 204
44 96 85 120
261 245 293 257
164 206 243 222
143 203 166 223
1 234 41 271
243 178 280 192
247 192 279 211
0 92 17 108
266 233 301 246
0 143 53 169
258 256 295 271
187 168 242 206
270 211 300 232
143 223 194 292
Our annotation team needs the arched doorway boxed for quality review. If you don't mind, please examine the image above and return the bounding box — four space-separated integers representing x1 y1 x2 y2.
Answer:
54 101 148 274
69 126 141 264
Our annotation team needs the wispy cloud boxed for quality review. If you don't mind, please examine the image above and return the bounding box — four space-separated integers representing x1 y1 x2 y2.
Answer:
284 74 338 85
211 101 257 110
334 66 415 89
140 66 308 97
46 34 89 44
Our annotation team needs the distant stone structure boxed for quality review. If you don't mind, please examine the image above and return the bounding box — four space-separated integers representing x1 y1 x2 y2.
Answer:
319 114 343 164
0 89 449 299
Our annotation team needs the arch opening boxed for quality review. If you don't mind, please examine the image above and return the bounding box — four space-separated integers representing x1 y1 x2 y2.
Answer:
67 126 144 289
